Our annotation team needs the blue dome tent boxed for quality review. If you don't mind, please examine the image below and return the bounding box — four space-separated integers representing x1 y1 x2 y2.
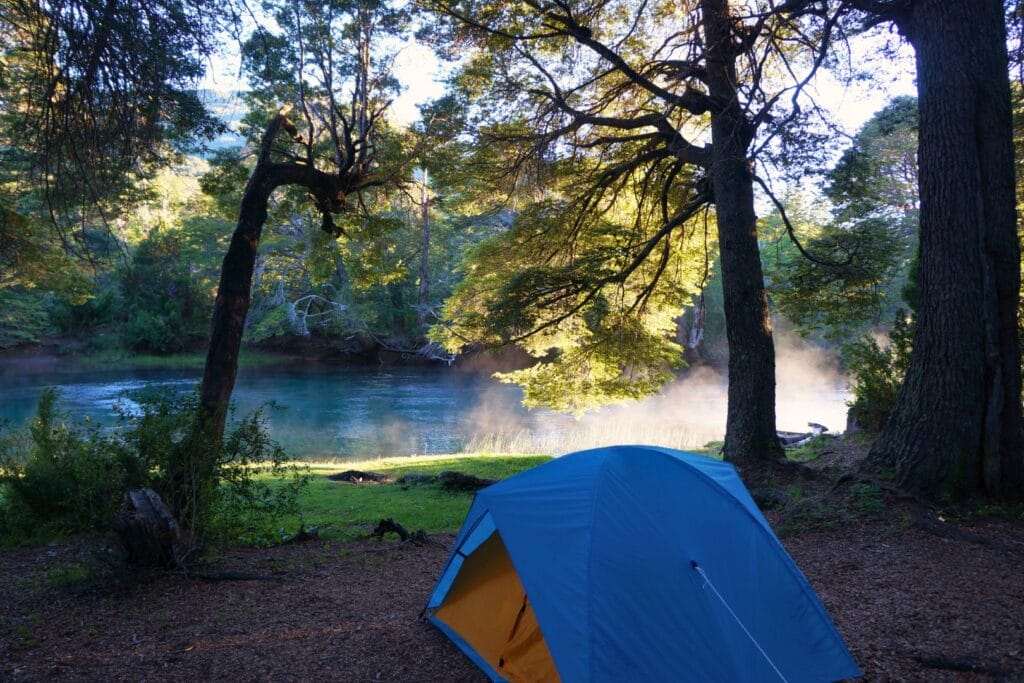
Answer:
425 445 860 682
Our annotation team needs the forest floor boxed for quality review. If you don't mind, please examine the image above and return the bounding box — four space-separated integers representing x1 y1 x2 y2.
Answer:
1 440 1023 682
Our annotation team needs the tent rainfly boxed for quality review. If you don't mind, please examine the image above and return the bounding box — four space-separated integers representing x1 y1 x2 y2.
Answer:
425 445 861 682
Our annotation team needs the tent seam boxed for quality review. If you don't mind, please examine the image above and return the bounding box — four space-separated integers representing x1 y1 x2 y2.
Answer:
585 450 614 682
426 494 484 611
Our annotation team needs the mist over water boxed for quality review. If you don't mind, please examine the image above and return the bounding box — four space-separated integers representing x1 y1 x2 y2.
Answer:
465 334 849 454
0 338 849 459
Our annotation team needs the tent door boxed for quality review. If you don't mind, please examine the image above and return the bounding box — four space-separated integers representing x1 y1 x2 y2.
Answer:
497 592 559 683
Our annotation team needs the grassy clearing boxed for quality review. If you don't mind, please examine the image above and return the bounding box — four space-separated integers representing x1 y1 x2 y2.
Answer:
272 454 551 541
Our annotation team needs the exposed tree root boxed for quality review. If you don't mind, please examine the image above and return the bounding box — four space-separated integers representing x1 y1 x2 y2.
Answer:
911 514 1022 554
914 655 1009 678
372 518 433 546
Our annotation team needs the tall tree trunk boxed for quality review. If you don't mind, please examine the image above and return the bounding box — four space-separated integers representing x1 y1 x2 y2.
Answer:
198 165 277 443
417 168 431 331
197 113 353 443
867 0 1024 501
702 0 783 461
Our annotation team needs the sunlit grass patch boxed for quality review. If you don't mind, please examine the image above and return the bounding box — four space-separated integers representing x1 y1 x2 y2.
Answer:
785 435 832 463
463 424 722 456
269 453 551 541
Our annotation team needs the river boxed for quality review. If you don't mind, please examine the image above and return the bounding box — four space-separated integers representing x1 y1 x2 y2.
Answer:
0 356 851 459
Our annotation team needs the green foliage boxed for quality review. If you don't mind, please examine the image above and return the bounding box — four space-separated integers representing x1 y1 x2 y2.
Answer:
843 311 915 432
0 0 227 222
0 288 55 348
199 150 252 220
113 389 309 547
213 412 310 545
437 184 707 413
0 389 309 549
495 313 683 415
784 435 832 464
423 0 747 409
49 288 119 337
768 217 909 340
118 229 212 353
0 202 92 299
762 98 920 343
245 305 294 344
0 391 127 535
827 96 918 221
849 482 885 516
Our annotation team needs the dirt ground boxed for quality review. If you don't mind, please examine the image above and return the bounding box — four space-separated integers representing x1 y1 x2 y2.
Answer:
1 453 1023 681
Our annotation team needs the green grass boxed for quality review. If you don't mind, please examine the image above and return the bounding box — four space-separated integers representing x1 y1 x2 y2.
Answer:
77 349 283 370
784 435 831 463
274 454 552 541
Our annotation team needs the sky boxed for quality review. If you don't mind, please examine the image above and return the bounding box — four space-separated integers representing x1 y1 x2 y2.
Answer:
199 36 449 128
199 19 917 136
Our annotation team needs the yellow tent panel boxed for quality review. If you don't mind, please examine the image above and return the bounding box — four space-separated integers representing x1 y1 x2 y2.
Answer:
433 532 559 682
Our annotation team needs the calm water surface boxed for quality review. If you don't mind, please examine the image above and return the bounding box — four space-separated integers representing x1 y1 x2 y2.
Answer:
0 358 850 459
0 361 566 458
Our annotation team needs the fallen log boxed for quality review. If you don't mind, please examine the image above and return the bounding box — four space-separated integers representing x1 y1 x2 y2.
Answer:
438 470 497 492
326 470 391 484
778 423 829 449
395 471 497 492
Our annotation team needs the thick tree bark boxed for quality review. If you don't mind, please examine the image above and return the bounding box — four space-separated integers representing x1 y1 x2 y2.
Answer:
867 0 1024 501
197 164 275 442
198 114 356 443
703 0 783 461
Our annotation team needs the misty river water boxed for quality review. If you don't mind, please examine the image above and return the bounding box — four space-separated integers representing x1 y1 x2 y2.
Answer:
0 356 852 460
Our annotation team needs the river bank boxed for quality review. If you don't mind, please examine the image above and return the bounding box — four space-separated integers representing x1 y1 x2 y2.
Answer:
0 337 537 375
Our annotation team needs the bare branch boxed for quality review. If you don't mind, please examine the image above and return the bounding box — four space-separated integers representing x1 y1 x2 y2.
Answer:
753 174 852 267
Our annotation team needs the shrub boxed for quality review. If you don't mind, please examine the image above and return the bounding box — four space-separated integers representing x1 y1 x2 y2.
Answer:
843 310 914 432
0 389 308 551
212 410 309 545
116 389 309 547
0 390 126 536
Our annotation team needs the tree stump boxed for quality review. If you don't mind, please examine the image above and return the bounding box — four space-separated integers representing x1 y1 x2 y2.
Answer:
112 488 185 569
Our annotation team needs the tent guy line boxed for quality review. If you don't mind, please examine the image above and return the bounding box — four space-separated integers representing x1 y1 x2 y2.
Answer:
691 560 790 683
